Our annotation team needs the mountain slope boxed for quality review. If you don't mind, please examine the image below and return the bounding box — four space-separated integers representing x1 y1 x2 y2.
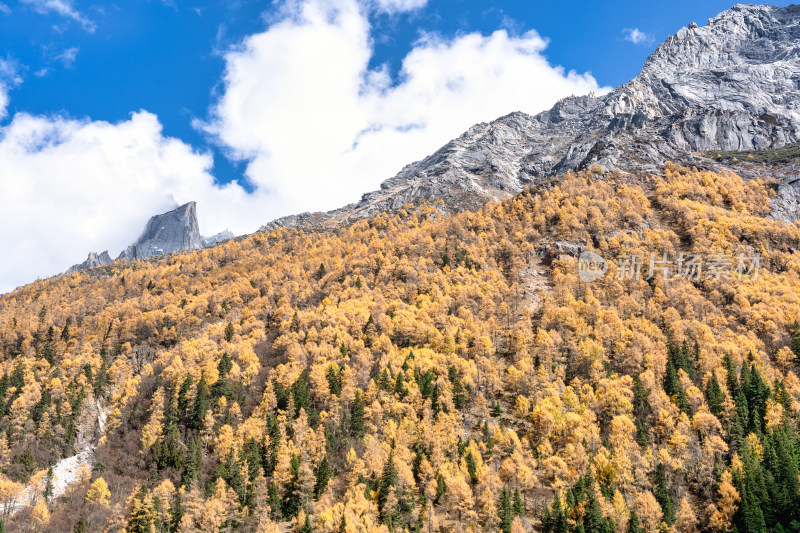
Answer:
3 165 800 532
263 3 800 231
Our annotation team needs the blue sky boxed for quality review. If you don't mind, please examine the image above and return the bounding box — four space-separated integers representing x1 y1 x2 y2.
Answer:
0 0 792 292
1 0 784 186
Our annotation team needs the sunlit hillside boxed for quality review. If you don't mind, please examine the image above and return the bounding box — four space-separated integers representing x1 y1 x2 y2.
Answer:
1 164 800 533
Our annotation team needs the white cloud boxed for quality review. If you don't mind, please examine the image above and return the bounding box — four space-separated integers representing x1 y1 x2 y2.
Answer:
0 3 11 15
0 111 260 293
373 0 427 14
623 27 654 45
0 0 609 293
56 47 79 67
0 89 8 120
0 58 21 120
204 0 607 217
22 0 95 32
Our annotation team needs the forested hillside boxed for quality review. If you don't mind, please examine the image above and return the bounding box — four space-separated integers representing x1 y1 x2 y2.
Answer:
1 164 800 533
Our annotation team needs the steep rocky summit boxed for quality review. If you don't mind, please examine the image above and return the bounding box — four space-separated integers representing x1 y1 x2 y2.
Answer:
263 3 800 230
117 202 203 261
68 203 235 274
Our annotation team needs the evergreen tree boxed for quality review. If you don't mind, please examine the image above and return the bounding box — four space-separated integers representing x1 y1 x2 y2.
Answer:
448 364 466 409
706 372 724 417
583 485 611 533
170 491 184 533
299 514 312 533
465 451 478 485
377 452 398 523
157 393 185 470
628 511 643 533
282 455 302 519
43 467 54 503
263 415 281 476
542 506 553 533
497 486 513 533
394 372 407 398
790 322 800 361
326 365 342 396
189 377 209 431
654 462 675 525
552 496 568 533
512 488 524 517
434 473 446 504
350 390 365 439
177 375 193 423
314 455 332 498
291 369 312 419
267 482 281 520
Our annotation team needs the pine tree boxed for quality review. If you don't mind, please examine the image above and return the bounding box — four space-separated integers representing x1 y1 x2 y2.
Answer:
268 481 281 520
542 506 553 533
628 511 643 533
654 462 675 525
43 467 54 503
497 486 513 533
448 364 466 409
299 514 312 533
465 451 478 485
790 322 800 361
377 452 398 523
326 365 342 396
190 377 209 430
434 473 446 504
706 372 724 417
282 455 302 518
170 491 184 533
181 437 202 488
314 455 331 498
158 393 185 470
552 496 568 533
583 485 611 533
512 488 524 517
350 390 365 439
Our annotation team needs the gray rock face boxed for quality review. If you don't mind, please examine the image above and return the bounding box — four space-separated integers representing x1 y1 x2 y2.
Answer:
118 202 202 261
201 230 234 247
261 4 800 230
66 251 112 274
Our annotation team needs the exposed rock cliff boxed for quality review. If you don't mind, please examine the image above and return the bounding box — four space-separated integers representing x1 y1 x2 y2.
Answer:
261 4 800 231
117 202 202 261
66 251 112 274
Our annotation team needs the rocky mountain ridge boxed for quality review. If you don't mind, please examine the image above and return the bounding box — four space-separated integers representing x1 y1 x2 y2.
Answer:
68 202 233 274
262 3 800 231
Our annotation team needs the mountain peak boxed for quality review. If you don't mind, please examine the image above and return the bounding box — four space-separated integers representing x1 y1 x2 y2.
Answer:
261 3 800 231
118 202 202 261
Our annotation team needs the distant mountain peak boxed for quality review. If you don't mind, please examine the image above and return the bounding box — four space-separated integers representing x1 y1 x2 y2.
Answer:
67 202 236 274
118 202 202 261
65 251 112 274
